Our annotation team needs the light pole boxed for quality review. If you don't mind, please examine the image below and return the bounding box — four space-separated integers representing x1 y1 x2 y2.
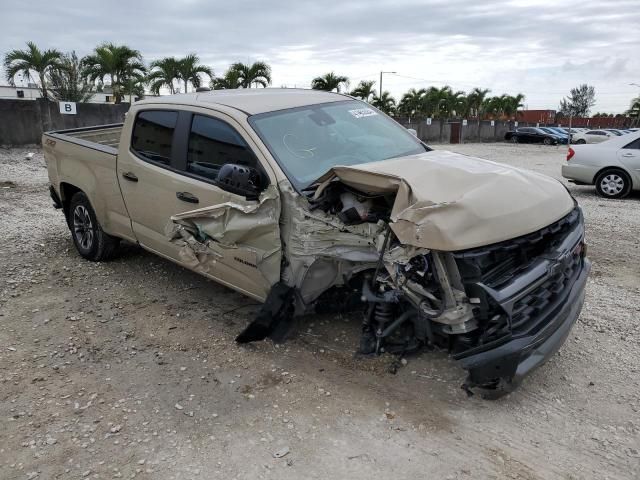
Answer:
379 71 396 100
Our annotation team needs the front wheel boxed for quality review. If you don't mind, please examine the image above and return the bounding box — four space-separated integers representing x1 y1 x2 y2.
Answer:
69 192 120 261
595 169 631 199
543 137 552 145
510 136 518 143
576 139 586 144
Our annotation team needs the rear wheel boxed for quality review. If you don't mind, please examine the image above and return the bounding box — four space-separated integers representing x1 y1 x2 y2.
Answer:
595 169 631 199
69 192 119 261
576 139 586 144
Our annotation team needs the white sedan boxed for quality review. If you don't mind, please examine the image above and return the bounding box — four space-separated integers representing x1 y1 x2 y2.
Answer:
571 129 615 144
562 131 640 198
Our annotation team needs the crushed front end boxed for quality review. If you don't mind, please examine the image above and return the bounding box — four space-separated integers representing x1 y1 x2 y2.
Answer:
451 206 590 396
362 205 590 397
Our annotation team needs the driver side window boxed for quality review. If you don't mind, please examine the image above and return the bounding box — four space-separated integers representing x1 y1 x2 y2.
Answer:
187 115 258 181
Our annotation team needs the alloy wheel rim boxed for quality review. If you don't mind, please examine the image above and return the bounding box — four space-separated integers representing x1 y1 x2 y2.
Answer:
73 205 94 249
600 174 624 196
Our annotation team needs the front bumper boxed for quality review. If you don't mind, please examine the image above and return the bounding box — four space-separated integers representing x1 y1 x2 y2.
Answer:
460 257 590 395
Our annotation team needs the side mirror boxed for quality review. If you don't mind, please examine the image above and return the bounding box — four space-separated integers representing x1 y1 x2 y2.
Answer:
215 164 262 200
407 128 417 137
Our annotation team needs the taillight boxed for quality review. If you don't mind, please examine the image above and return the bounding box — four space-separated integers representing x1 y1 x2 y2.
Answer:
567 147 575 161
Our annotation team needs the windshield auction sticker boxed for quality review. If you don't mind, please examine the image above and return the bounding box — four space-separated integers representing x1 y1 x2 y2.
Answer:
348 108 378 118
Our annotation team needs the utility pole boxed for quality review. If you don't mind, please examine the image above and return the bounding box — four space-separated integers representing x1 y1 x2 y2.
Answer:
379 71 396 101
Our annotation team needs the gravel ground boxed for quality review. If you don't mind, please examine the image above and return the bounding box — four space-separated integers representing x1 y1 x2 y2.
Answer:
1 143 638 480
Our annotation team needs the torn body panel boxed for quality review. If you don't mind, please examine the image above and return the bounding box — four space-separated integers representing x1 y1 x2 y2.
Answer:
166 185 282 299
278 181 381 305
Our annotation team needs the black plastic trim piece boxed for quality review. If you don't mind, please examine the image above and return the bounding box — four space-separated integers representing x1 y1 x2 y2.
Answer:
49 185 63 209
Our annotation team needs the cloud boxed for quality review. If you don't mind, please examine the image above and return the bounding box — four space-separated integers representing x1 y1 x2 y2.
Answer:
1 0 639 111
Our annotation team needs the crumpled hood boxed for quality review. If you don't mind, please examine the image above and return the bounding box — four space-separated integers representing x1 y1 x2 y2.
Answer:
315 150 575 251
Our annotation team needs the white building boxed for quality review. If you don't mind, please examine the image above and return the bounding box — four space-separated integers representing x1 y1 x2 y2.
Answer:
0 83 142 103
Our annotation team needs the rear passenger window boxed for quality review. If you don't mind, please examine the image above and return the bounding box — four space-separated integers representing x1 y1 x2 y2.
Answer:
187 115 257 181
131 110 178 165
624 138 640 149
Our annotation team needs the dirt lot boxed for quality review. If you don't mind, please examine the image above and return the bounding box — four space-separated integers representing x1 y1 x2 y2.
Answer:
1 143 639 480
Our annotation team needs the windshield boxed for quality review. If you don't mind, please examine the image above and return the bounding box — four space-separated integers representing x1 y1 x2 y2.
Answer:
249 100 428 189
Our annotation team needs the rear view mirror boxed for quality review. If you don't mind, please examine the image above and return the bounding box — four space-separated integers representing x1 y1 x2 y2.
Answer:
407 128 417 137
215 164 262 200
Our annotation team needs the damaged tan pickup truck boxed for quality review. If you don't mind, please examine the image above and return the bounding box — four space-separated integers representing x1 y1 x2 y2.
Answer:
44 89 590 397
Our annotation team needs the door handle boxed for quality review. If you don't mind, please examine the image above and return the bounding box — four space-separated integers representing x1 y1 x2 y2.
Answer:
122 171 138 182
176 192 199 204
622 153 635 157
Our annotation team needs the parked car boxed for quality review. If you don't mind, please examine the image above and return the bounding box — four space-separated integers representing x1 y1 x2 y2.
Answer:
603 129 624 136
539 127 569 144
43 89 590 398
571 129 614 144
504 127 561 145
562 131 640 198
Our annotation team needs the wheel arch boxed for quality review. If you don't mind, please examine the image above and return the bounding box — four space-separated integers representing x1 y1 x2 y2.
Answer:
592 166 634 189
59 182 84 225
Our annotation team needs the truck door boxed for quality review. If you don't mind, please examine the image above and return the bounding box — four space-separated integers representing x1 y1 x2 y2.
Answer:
117 107 281 301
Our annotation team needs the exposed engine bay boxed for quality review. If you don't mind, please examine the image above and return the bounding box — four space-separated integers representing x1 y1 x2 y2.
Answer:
238 180 483 373
304 180 473 347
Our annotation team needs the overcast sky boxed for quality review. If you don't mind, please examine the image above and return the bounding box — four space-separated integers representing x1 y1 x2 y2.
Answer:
2 0 639 112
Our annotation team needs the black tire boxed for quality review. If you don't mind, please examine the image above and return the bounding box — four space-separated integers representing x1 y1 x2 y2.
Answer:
543 137 552 145
594 169 632 199
576 139 586 144
68 192 120 261
511 135 518 143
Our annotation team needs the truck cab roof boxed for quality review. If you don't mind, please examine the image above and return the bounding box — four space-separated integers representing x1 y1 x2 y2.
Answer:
134 88 350 115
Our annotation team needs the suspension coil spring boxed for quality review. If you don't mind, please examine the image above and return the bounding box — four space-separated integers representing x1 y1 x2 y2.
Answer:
373 302 394 327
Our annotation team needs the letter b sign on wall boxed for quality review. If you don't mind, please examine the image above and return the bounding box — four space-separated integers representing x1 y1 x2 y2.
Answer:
59 102 77 115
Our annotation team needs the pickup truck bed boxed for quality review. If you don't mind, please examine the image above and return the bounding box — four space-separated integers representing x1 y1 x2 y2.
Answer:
44 123 134 243
46 124 123 153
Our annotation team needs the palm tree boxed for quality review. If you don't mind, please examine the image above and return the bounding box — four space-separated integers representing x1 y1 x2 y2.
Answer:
210 68 243 89
372 91 396 115
81 43 146 103
3 41 62 100
147 57 181 95
49 51 94 102
123 78 145 103
420 87 442 117
350 80 376 102
448 91 468 117
398 88 426 117
311 72 349 92
229 61 271 88
481 96 502 118
467 87 491 119
502 93 525 119
626 97 640 126
177 54 213 93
